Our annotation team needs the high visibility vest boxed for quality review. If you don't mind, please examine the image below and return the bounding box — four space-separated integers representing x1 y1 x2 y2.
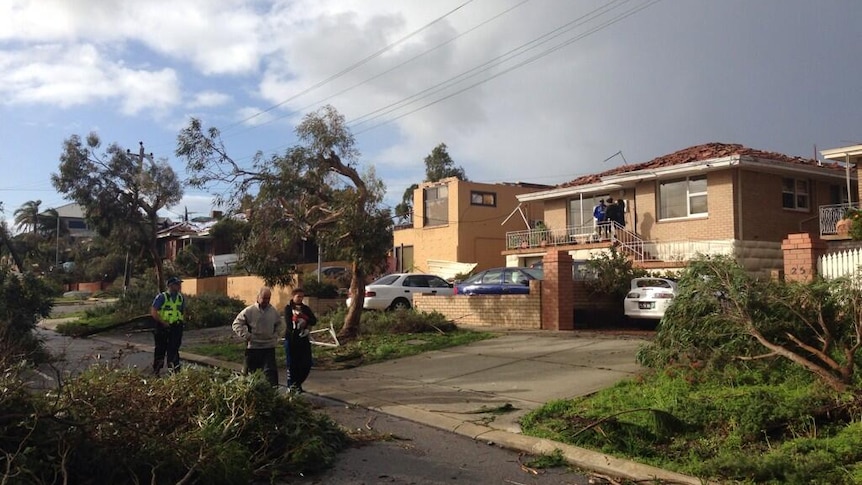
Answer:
158 292 184 325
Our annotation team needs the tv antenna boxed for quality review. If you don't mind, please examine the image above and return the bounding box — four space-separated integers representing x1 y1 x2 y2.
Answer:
603 150 628 166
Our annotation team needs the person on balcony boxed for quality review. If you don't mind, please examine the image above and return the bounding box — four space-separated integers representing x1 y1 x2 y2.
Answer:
605 198 625 237
592 199 607 240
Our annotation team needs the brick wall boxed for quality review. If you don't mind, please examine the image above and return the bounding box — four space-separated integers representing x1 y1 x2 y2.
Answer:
414 282 542 329
782 233 826 282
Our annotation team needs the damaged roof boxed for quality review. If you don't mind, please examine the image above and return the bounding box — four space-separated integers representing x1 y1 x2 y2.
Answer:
559 142 845 189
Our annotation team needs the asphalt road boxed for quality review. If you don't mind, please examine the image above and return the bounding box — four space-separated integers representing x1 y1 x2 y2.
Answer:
33 323 597 485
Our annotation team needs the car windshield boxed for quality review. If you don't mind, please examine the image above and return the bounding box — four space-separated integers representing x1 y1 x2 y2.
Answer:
524 268 543 280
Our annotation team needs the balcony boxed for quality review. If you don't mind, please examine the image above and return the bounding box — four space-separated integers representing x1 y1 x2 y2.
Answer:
820 203 857 238
506 224 734 263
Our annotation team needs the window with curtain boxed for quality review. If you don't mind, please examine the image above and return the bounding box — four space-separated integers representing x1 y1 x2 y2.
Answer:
659 176 707 220
423 185 449 226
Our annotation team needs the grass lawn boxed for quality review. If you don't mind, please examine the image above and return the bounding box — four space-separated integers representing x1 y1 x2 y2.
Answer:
186 329 494 370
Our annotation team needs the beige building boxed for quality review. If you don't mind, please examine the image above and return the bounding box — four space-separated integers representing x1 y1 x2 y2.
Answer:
504 143 858 277
393 177 548 276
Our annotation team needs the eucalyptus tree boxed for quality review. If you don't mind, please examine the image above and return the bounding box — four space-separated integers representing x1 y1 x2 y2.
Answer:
52 134 183 288
395 143 467 223
176 105 392 339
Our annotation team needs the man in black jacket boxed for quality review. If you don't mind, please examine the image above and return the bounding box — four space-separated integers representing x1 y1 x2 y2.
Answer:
284 288 317 393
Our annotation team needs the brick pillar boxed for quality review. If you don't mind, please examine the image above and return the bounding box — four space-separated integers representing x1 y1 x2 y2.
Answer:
541 250 574 330
781 233 826 282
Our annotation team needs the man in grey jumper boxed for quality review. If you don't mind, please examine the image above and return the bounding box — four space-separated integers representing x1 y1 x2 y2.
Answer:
232 287 285 386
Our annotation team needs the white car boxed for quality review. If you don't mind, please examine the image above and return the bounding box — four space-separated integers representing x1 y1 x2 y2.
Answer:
623 277 678 321
346 273 454 311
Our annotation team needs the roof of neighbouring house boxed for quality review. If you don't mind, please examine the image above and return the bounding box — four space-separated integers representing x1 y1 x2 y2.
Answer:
558 142 845 189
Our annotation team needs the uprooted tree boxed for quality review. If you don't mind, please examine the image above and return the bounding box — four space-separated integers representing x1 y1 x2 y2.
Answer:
638 254 862 392
176 105 392 340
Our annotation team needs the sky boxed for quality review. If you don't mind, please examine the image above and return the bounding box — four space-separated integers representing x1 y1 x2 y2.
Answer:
1 0 861 231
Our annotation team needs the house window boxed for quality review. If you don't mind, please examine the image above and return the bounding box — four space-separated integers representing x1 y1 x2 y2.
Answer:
423 185 448 226
658 176 707 220
569 195 608 228
67 220 87 229
829 184 849 205
470 191 496 207
782 178 809 210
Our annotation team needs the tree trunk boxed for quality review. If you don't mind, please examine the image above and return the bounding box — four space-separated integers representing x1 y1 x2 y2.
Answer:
339 264 365 340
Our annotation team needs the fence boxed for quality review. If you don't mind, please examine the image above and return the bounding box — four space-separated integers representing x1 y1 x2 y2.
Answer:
818 248 862 279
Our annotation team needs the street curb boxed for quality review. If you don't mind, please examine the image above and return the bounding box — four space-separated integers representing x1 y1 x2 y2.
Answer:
97 336 709 485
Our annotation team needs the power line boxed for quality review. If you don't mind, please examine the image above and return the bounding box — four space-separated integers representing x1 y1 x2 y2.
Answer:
352 0 661 133
222 0 533 138
220 0 477 133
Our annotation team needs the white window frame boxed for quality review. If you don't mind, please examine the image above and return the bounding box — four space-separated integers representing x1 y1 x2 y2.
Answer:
658 176 708 221
782 177 810 211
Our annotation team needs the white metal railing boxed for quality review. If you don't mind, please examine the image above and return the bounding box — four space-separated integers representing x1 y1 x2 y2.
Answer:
506 223 602 250
506 223 733 263
820 203 857 236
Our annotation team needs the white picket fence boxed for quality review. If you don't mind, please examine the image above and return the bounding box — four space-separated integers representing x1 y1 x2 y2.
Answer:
818 248 862 280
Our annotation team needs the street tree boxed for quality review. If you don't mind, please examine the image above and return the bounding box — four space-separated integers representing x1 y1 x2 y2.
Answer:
395 143 467 222
176 105 392 340
424 143 466 182
52 134 183 288
0 204 24 272
13 199 42 234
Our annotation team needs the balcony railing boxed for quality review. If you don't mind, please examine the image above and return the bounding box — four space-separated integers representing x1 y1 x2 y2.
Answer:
820 203 857 237
506 224 734 263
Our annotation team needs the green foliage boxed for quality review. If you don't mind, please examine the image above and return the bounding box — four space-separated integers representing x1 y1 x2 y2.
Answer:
208 217 249 253
188 307 491 369
843 208 862 240
521 367 862 483
173 244 206 278
525 449 567 469
584 245 648 300
0 268 53 363
424 143 467 182
184 293 248 328
301 273 340 298
638 254 862 392
56 285 246 335
52 133 183 288
0 366 347 484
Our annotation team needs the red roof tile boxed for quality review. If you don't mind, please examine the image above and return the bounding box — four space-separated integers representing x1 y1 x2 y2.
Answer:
559 142 843 188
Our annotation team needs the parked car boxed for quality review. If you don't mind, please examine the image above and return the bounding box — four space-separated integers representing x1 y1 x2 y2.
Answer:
454 267 543 295
346 273 454 311
311 266 350 279
623 277 678 321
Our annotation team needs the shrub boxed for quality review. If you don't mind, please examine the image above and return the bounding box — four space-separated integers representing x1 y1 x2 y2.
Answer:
319 306 456 336
1 366 347 484
0 269 53 364
300 273 340 298
184 293 248 328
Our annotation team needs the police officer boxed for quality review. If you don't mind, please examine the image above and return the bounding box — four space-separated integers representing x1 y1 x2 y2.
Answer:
150 276 186 375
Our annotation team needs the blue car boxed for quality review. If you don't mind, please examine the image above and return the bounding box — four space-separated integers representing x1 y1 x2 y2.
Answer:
454 267 543 295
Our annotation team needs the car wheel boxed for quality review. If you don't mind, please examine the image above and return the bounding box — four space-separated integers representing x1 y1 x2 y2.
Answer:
389 298 411 311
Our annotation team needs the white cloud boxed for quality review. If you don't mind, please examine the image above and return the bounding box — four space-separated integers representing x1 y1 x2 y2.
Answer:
0 43 181 114
188 90 231 108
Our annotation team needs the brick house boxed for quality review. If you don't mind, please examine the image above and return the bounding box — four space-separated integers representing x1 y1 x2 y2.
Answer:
393 177 549 277
503 143 857 278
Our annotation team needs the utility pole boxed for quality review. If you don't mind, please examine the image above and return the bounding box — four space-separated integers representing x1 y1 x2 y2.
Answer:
123 142 154 293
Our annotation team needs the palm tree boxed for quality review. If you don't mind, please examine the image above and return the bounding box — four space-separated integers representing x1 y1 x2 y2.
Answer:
13 200 42 234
